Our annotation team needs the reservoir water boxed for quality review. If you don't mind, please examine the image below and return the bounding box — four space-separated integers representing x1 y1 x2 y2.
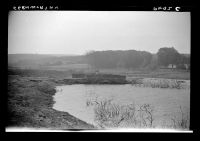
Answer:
53 81 190 129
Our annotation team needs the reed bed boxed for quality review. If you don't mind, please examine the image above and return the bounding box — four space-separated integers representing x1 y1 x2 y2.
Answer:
131 78 188 89
86 97 189 129
86 98 154 128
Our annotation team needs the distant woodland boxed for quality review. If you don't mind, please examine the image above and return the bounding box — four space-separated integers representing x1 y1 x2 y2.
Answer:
8 47 190 70
86 47 190 70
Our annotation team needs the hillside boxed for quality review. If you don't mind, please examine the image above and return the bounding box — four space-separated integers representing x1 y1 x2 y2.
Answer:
8 54 87 69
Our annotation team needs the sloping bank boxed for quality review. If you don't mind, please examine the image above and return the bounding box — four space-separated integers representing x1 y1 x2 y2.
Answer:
7 75 96 130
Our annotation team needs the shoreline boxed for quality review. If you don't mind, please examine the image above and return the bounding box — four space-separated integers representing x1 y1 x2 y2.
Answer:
7 75 96 130
7 68 190 130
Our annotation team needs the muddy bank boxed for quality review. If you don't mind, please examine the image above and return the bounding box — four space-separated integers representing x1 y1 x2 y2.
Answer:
7 75 96 129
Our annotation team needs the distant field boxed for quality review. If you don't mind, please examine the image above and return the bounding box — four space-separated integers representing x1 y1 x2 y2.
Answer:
8 53 190 80
39 63 90 71
93 68 190 80
8 62 90 72
8 66 190 80
8 68 72 79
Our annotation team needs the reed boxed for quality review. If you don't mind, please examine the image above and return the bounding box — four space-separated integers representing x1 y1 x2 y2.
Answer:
88 97 154 128
86 97 189 129
132 79 184 89
170 106 189 129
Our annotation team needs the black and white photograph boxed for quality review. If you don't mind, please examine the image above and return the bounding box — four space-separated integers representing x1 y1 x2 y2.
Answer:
7 11 191 132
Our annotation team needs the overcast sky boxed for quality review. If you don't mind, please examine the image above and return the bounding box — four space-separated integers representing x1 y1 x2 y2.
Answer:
8 11 190 55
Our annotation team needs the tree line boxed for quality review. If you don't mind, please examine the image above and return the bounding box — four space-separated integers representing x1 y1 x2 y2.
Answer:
85 47 190 70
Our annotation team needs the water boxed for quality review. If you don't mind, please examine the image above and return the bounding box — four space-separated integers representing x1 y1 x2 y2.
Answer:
53 81 190 128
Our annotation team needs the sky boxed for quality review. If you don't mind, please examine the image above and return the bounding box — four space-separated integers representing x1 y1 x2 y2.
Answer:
8 11 191 55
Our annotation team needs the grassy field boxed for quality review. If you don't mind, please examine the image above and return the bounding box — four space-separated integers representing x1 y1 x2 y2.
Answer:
97 68 190 80
8 66 190 80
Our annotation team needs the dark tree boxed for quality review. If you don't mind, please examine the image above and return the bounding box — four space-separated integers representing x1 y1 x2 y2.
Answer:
85 50 153 69
157 47 181 67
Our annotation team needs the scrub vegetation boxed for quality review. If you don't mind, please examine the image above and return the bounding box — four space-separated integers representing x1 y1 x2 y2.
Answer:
86 97 189 129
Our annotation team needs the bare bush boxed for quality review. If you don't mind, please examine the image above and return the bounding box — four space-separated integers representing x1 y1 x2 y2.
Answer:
86 97 189 130
89 97 154 128
137 104 154 128
170 106 189 129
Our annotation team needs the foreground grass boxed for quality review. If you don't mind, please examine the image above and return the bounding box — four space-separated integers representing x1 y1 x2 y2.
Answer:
7 74 95 129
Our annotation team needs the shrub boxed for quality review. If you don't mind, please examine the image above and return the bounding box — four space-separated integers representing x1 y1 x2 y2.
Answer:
37 81 56 94
87 98 154 128
86 98 189 130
